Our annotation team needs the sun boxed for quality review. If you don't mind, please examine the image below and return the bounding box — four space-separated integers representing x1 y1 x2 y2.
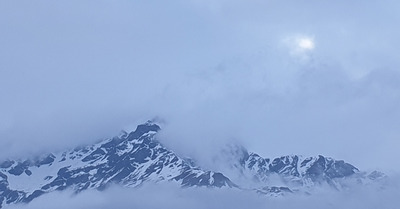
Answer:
297 38 315 50
282 34 316 60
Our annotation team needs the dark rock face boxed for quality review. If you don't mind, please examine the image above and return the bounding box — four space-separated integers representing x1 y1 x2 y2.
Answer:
8 161 30 176
269 155 301 177
0 174 26 208
238 151 361 192
0 161 13 169
257 186 293 196
0 121 234 208
34 154 55 167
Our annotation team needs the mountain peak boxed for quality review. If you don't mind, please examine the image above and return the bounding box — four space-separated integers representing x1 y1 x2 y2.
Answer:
125 121 161 141
139 120 161 131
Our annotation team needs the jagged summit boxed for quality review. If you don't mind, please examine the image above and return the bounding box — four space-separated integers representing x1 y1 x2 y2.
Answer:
127 120 160 138
241 153 360 189
0 121 385 208
215 143 377 196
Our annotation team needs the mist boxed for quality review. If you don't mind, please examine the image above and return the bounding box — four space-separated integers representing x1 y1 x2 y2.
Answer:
7 176 400 209
1 0 400 175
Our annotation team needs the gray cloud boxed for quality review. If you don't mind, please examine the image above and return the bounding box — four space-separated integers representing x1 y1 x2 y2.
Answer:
1 0 400 174
7 177 400 209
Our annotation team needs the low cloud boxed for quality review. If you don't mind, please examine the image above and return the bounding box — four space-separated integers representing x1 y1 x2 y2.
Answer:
7 176 400 209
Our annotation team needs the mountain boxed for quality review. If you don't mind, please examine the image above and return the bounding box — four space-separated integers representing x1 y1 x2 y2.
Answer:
0 121 385 208
215 144 386 196
0 121 234 208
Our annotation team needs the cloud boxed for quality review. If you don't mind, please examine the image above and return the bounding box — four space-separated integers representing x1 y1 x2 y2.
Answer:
0 0 400 174
7 177 400 209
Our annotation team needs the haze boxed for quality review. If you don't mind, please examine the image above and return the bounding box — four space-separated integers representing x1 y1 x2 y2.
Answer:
1 0 400 175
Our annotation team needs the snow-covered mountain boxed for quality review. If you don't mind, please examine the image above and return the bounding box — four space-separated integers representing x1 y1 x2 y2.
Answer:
0 121 385 208
214 144 385 196
0 121 234 208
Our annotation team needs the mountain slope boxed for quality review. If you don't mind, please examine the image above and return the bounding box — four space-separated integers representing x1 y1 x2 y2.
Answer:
0 122 235 208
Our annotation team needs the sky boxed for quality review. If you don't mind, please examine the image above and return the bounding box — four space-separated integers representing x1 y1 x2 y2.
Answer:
1 0 400 174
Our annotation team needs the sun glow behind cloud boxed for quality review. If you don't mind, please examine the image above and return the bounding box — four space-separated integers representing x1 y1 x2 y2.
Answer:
282 35 316 62
298 38 315 50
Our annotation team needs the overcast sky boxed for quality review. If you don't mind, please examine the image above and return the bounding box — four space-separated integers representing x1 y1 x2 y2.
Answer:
1 0 400 173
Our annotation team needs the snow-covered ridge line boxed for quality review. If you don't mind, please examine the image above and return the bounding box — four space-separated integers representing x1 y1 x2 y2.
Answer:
0 121 386 208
